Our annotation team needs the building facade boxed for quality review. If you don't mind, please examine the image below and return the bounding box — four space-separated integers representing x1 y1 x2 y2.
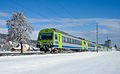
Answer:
105 40 111 48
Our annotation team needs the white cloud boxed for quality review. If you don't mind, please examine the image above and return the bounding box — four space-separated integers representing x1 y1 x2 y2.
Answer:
28 18 120 30
0 20 6 25
0 28 8 34
87 29 109 35
0 12 9 17
0 12 9 25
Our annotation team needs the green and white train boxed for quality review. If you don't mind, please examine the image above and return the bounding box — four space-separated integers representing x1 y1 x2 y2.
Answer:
36 28 108 52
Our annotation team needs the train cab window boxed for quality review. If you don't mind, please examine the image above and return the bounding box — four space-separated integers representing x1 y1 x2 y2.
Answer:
39 33 53 40
55 34 57 40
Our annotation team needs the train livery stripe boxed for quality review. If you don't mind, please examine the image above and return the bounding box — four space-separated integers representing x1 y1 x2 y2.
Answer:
52 45 82 49
51 45 95 50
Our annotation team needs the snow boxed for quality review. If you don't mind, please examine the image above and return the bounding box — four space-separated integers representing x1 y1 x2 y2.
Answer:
0 51 120 74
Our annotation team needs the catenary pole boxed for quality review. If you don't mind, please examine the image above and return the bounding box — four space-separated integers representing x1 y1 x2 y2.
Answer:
96 24 98 53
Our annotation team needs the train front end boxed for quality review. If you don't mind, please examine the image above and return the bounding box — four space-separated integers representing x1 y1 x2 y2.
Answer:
36 29 54 52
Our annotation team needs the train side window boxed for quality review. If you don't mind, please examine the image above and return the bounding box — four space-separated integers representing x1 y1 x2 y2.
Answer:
76 40 78 45
64 37 67 43
68 38 71 43
67 38 69 43
77 41 79 45
72 39 74 44
70 38 72 43
62 36 64 42
80 41 82 45
62 36 65 43
75 40 77 44
78 41 80 45
84 42 86 44
78 41 79 45
91 44 94 47
73 39 75 44
68 38 70 43
55 34 57 40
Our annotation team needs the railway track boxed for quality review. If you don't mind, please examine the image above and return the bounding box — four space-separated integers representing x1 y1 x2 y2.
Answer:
0 49 78 56
0 52 45 56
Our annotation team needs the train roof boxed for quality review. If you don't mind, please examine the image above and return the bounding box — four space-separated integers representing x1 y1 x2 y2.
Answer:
42 28 103 46
51 28 69 35
51 28 85 40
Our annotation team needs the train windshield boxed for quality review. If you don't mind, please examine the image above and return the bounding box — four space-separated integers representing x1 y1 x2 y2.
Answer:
39 33 53 40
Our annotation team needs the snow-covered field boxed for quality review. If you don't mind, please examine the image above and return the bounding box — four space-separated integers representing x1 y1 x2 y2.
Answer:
0 51 120 74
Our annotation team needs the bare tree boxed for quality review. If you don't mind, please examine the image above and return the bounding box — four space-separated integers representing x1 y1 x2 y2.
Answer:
6 12 33 53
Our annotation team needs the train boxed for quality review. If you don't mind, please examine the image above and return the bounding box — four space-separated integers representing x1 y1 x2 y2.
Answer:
36 28 109 53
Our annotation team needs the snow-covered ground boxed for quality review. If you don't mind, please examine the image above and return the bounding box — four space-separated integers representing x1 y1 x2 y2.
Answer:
0 51 120 74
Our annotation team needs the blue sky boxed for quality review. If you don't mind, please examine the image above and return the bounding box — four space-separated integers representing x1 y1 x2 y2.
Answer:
0 0 120 48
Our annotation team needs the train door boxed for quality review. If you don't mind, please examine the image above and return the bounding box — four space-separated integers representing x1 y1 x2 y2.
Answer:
94 44 97 51
86 41 88 50
58 33 62 48
82 40 84 50
101 46 103 51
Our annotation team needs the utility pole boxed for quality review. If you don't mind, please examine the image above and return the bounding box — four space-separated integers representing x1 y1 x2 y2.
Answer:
96 24 98 53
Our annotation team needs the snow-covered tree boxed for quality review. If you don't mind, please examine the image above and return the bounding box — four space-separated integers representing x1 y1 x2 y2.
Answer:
6 12 33 53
